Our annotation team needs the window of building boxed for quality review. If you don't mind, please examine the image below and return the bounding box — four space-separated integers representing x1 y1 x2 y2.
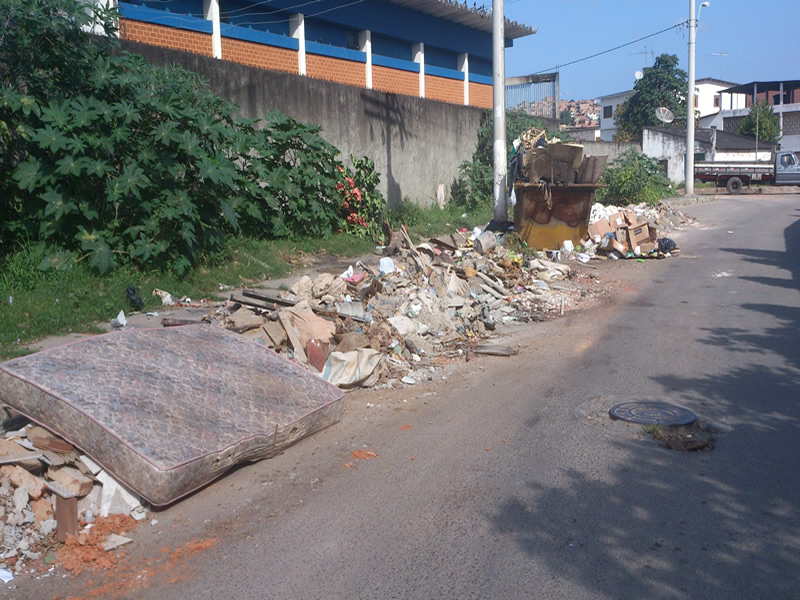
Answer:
603 105 612 119
714 96 720 108
694 96 698 108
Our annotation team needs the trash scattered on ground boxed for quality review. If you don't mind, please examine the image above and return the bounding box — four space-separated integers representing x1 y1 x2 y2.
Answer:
110 310 126 329
587 202 693 260
0 195 697 582
0 418 147 580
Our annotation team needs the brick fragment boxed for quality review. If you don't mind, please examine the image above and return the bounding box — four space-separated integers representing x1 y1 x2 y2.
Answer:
47 466 94 497
2 465 47 499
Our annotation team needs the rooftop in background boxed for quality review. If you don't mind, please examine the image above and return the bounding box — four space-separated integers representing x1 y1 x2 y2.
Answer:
645 126 778 151
720 80 800 95
696 77 739 87
384 0 536 38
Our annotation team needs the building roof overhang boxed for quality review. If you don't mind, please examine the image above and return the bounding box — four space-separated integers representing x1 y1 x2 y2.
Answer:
383 0 536 39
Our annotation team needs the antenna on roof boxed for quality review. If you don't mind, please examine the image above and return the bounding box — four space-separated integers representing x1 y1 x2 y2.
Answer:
634 71 644 81
655 107 674 124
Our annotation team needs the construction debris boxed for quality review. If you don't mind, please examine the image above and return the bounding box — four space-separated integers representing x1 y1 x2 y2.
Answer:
586 202 694 259
0 419 146 578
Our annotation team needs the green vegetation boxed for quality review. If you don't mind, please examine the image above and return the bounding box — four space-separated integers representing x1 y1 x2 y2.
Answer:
450 109 561 210
0 0 493 359
0 0 387 276
613 54 687 143
642 424 666 440
595 148 673 206
1 201 489 359
737 100 781 143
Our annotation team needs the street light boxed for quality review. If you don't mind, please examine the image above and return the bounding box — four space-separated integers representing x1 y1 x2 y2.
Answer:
686 0 710 196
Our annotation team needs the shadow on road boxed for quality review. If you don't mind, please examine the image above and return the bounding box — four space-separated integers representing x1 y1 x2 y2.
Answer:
487 210 800 598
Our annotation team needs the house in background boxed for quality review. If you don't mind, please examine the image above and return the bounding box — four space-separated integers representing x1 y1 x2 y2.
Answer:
598 78 743 141
700 80 800 152
598 90 635 141
115 0 534 109
694 78 746 117
643 126 777 183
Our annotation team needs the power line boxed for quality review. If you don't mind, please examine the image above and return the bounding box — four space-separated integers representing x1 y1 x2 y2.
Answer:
531 21 688 75
121 0 366 25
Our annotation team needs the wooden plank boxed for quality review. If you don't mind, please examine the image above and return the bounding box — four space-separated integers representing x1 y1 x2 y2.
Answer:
55 496 79 542
0 451 43 464
472 345 518 357
277 311 307 364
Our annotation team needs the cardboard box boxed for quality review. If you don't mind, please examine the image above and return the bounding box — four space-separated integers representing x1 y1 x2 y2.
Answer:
607 212 626 229
599 234 626 255
638 241 658 254
624 210 641 227
627 224 650 250
588 218 613 241
647 224 658 242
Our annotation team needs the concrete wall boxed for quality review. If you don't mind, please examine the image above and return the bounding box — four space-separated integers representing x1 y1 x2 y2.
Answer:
581 140 640 164
642 129 685 183
122 40 484 208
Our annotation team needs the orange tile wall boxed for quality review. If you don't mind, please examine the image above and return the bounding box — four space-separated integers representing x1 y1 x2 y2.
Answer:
307 55 365 87
469 82 493 109
221 37 298 74
373 65 419 97
425 74 464 105
119 19 213 57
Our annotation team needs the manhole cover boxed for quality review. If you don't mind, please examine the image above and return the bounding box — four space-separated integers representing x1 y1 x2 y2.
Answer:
609 402 696 426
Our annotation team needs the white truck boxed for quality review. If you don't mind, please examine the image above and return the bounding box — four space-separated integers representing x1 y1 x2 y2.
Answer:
694 150 800 194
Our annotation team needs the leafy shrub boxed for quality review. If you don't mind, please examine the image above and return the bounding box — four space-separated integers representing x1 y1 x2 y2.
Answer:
450 160 493 210
337 156 387 241
595 149 672 207
0 0 377 273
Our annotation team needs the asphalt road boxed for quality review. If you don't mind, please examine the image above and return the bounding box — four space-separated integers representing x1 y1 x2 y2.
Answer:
17 193 800 600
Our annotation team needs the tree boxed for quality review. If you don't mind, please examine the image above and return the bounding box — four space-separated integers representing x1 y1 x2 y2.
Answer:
560 109 572 126
613 53 687 142
737 100 781 143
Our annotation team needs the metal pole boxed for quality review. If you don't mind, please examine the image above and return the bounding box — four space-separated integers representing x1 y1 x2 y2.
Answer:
685 0 696 196
492 0 507 222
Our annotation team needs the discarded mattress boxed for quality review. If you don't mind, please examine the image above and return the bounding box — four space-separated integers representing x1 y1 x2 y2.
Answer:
0 324 344 506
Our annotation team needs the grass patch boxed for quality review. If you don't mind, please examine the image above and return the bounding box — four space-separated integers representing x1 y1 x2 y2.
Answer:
0 202 491 360
392 200 493 239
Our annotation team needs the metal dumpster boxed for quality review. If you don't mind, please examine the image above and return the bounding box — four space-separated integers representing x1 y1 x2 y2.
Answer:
513 183 602 251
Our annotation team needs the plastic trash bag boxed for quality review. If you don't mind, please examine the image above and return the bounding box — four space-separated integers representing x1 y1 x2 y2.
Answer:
657 238 677 253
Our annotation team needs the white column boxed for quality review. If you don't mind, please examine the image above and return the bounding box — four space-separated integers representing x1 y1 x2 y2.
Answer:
359 30 372 90
413 43 424 98
492 0 507 221
779 82 784 138
458 53 469 106
202 0 222 59
685 0 696 196
290 14 306 76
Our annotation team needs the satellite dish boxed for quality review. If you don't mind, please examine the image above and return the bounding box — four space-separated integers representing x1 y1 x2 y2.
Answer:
655 107 675 124
635 70 644 80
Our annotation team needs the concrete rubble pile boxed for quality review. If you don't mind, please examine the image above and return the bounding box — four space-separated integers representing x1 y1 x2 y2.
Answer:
584 202 694 260
193 226 598 390
0 420 145 579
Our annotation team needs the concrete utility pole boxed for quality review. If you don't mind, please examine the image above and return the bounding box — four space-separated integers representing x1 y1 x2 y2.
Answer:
686 1 708 196
492 0 507 222
685 0 697 197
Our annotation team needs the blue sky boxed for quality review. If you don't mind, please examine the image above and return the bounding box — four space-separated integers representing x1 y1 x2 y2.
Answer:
500 0 800 101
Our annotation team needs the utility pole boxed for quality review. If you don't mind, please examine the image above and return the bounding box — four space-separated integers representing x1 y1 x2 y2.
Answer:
492 0 507 222
685 0 697 197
